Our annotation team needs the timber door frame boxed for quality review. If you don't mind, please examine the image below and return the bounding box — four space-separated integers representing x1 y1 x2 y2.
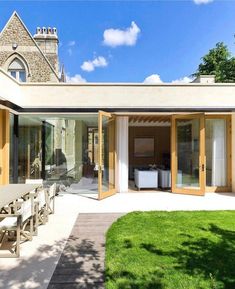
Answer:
0 110 10 185
98 111 116 200
171 114 206 196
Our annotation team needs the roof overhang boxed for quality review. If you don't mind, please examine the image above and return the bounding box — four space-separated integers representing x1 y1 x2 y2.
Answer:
1 68 235 113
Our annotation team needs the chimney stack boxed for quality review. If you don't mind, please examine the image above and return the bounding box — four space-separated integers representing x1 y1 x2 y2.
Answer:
192 75 215 84
33 26 59 74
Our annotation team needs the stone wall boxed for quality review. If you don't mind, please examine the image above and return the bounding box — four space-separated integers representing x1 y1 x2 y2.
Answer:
44 54 59 74
0 51 58 82
0 13 59 82
0 14 34 47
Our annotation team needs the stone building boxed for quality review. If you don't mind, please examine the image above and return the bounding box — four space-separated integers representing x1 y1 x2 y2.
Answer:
0 11 60 83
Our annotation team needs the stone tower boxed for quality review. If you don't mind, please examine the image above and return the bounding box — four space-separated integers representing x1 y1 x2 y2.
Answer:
33 27 59 74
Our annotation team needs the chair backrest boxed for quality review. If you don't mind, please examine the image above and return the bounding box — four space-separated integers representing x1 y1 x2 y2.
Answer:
18 199 33 223
38 189 46 209
25 179 43 185
49 183 56 199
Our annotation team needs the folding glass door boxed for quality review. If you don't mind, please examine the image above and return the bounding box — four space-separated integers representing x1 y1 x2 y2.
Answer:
98 111 116 200
171 114 205 195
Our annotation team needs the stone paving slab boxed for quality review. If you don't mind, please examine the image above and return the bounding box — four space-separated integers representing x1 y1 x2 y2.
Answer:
47 213 124 289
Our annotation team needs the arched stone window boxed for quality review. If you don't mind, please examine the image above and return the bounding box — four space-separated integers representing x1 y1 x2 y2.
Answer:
8 58 26 82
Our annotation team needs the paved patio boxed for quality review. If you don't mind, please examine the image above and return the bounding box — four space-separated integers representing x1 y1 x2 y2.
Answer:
68 191 235 212
0 191 234 289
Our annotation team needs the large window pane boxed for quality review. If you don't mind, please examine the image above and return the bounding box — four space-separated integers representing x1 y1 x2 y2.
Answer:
101 116 115 193
18 114 99 195
18 117 42 182
206 119 227 187
176 119 200 188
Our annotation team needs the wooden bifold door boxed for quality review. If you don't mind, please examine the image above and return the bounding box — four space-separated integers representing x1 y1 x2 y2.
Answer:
171 114 205 195
98 111 116 200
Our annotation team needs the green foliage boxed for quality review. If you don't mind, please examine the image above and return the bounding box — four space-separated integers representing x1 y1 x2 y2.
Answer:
193 42 235 82
105 211 235 289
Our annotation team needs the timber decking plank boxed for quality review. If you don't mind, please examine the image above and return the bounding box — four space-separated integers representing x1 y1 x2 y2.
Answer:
47 213 123 289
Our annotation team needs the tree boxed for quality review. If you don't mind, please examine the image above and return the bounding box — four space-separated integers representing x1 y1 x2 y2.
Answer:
193 42 235 82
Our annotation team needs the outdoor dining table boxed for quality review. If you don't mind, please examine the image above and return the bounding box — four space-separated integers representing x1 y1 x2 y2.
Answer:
0 184 40 211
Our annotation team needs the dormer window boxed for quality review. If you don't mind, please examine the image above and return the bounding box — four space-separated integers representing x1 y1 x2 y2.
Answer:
8 58 26 82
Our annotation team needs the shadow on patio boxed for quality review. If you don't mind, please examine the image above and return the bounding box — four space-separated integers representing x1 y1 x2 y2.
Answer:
0 235 104 289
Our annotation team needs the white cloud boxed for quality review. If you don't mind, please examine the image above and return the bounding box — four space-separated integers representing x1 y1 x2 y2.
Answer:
193 0 214 4
143 74 193 84
81 56 108 72
171 76 193 83
66 74 86 83
67 41 76 55
81 61 94 72
93 56 107 67
67 48 73 56
103 21 140 48
68 40 76 46
144 74 163 84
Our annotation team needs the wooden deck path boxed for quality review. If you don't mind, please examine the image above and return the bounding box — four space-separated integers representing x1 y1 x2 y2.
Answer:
47 213 124 289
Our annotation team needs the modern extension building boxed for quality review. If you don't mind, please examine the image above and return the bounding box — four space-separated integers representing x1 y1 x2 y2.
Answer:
0 12 235 199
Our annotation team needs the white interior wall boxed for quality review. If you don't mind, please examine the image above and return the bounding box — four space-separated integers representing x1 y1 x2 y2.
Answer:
115 116 129 193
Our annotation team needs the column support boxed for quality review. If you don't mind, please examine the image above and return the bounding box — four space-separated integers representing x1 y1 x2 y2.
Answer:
115 116 129 193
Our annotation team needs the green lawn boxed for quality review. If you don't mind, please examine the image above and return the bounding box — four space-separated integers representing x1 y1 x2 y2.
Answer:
105 211 235 289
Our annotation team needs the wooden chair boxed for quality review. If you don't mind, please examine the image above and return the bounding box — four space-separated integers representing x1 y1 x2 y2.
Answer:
0 195 37 258
36 189 48 228
47 183 56 215
25 179 46 234
0 214 21 257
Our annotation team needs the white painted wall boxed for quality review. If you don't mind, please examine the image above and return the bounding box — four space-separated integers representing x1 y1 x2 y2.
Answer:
116 116 129 193
0 69 21 102
1 69 235 109
19 84 235 109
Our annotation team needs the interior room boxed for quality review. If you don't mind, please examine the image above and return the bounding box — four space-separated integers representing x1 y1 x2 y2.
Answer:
128 115 171 191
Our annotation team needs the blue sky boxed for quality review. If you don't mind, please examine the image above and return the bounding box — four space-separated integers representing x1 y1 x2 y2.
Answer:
1 1 235 83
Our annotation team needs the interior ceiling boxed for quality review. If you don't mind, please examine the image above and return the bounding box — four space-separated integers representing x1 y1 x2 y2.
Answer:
19 114 98 127
129 115 171 124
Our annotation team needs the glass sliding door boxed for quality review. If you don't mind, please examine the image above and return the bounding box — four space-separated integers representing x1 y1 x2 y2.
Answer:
171 114 205 195
205 116 231 191
17 114 99 196
98 111 116 200
18 117 42 182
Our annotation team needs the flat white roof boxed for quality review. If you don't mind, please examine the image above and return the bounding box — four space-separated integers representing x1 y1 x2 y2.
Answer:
1 68 235 111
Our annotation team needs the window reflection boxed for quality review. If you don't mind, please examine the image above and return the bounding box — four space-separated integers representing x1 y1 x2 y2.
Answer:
17 115 99 194
176 119 200 188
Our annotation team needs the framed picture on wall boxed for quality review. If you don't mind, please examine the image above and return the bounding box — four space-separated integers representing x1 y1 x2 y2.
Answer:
134 137 154 157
